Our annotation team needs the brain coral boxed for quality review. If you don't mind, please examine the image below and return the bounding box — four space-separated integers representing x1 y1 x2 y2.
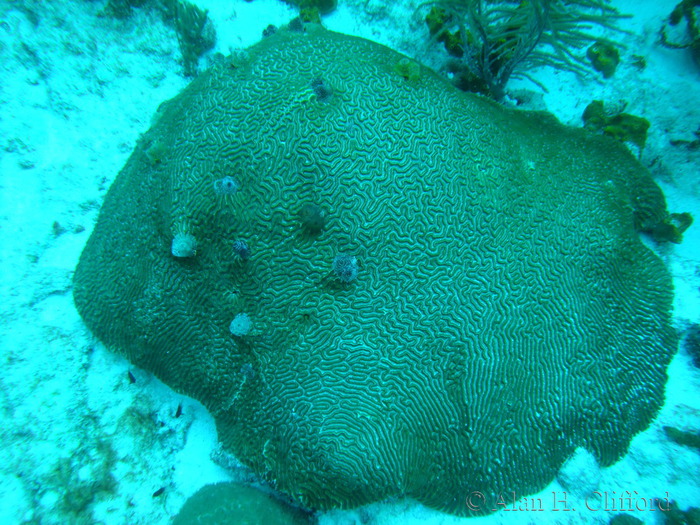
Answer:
73 25 677 516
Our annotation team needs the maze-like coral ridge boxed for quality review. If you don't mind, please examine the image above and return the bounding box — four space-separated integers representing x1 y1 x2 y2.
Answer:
73 25 676 515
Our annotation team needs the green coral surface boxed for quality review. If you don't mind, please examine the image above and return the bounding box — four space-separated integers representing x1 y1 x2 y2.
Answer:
73 26 677 516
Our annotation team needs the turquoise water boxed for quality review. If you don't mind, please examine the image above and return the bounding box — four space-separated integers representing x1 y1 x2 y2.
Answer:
0 1 698 524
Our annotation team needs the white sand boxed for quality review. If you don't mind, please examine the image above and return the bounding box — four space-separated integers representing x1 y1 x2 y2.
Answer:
0 0 697 523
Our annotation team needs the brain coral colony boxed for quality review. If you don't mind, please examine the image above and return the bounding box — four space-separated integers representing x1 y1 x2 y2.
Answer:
73 23 677 517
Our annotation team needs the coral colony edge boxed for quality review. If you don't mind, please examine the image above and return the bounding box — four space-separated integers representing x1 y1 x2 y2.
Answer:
73 23 677 518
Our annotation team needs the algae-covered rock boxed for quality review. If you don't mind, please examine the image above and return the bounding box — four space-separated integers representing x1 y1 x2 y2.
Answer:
587 40 621 78
583 99 651 150
283 0 336 16
73 26 677 516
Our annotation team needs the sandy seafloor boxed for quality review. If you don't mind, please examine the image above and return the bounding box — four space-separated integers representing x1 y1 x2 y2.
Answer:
0 0 698 523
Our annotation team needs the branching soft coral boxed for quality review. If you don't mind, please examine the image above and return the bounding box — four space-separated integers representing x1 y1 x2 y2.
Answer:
421 0 630 100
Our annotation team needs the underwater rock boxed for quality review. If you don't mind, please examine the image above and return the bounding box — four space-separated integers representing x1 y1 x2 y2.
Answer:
73 25 677 516
172 482 314 525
